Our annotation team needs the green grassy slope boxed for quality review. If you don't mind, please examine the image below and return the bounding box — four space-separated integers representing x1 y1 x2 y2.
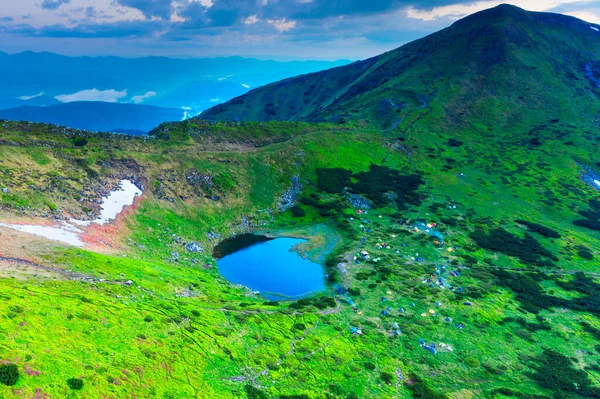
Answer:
1 4 600 399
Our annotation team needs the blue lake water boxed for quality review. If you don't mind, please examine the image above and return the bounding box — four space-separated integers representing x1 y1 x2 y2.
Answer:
216 236 325 300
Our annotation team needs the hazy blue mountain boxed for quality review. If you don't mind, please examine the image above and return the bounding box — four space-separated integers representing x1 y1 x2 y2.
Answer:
0 52 350 115
0 101 185 133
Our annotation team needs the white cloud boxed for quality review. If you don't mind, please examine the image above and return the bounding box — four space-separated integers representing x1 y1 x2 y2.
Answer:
181 106 192 110
244 15 259 24
17 92 44 100
170 13 186 23
209 98 221 102
130 91 157 104
5 0 147 29
241 83 251 88
268 18 296 32
218 74 234 81
194 0 214 8
405 0 598 22
55 88 128 103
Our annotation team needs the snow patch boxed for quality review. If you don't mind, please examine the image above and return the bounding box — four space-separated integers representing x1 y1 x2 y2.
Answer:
0 180 142 247
591 26 599 32
95 180 142 225
0 222 84 247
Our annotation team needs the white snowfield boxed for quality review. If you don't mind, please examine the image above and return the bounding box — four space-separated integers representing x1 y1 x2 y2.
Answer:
0 180 142 246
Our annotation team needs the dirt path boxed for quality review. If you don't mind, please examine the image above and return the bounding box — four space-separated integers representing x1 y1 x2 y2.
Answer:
0 256 100 281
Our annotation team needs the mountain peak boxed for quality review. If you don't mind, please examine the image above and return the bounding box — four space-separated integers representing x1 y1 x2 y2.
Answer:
199 5 600 124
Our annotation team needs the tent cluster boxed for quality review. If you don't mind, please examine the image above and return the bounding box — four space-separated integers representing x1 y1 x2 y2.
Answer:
419 262 465 292
418 339 454 355
342 211 469 346
350 326 363 335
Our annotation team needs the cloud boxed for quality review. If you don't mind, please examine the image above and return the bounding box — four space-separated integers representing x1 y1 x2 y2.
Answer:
241 83 250 88
40 0 71 11
268 18 296 32
1 0 599 59
405 0 597 22
115 0 173 20
209 98 220 102
1 16 14 23
55 88 128 103
2 20 165 38
17 92 44 100
244 15 259 25
130 91 157 103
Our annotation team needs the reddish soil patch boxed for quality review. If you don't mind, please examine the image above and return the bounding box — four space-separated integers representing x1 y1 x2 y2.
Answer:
80 195 144 251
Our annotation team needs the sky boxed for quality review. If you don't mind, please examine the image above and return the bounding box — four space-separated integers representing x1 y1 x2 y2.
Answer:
0 0 599 60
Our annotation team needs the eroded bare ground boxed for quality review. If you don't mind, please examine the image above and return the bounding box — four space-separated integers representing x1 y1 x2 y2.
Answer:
0 226 101 282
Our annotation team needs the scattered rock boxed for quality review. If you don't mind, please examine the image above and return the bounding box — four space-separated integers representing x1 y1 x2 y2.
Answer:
186 169 213 187
208 230 221 240
344 190 372 209
170 252 180 262
279 175 302 211
185 242 204 253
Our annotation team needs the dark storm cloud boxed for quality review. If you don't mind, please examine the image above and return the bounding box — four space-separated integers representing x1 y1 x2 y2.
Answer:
116 0 480 26
115 0 174 19
3 0 599 58
6 0 468 43
40 0 71 11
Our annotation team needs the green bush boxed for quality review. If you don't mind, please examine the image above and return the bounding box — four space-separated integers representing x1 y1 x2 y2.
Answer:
290 206 306 217
0 363 19 386
245 384 269 399
381 372 394 384
405 374 448 398
528 349 600 397
73 137 88 147
316 168 352 193
470 228 557 267
66 378 84 390
514 220 561 238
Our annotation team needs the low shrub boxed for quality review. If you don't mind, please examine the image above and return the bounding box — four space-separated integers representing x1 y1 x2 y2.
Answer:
66 378 84 390
0 363 19 386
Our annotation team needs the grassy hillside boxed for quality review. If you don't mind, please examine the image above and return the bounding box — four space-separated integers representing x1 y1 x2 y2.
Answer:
1 4 600 399
200 4 600 128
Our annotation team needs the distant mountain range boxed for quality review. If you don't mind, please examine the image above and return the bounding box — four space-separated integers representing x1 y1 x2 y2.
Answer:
0 102 185 134
0 52 349 133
